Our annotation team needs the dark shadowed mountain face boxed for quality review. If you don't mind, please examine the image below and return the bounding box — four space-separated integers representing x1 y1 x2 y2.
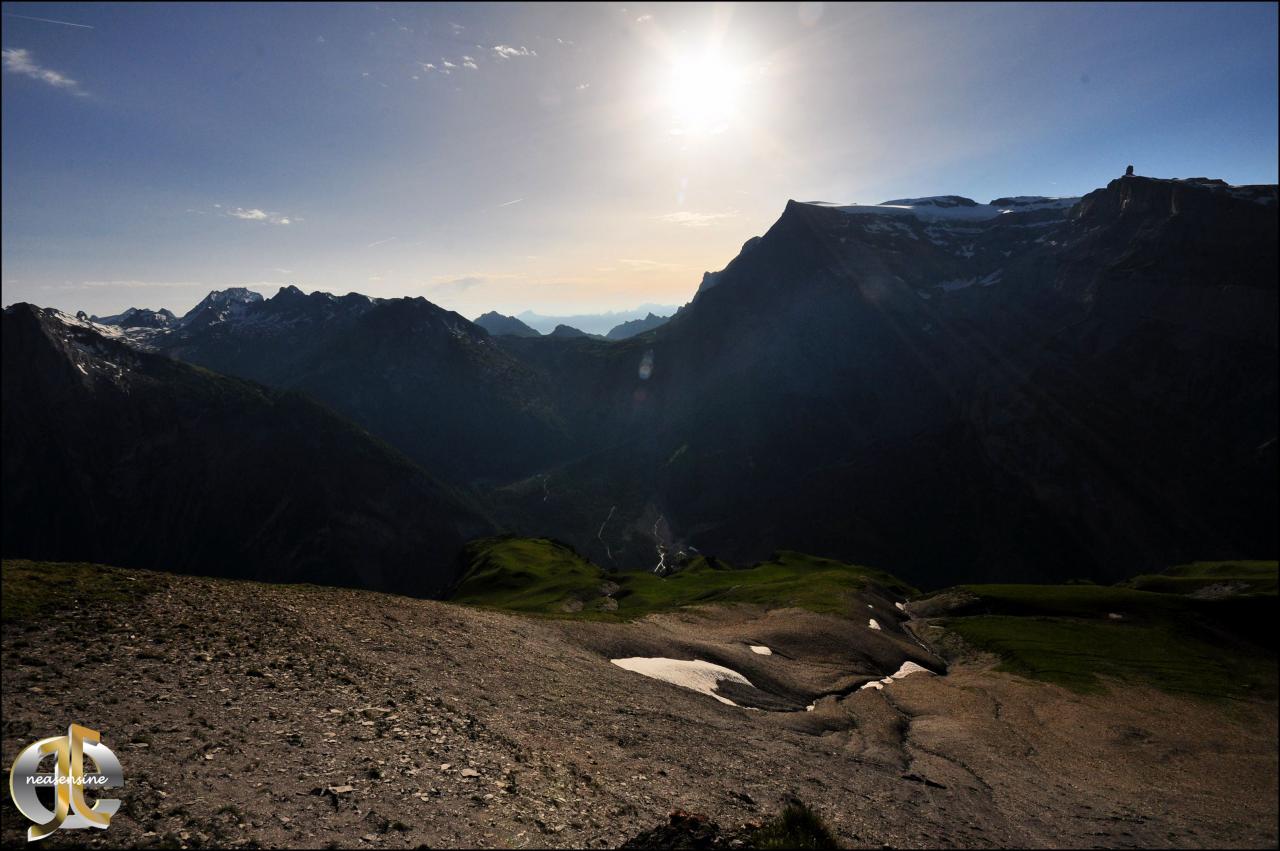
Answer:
606 312 670 340
153 287 571 483
18 175 1273 589
1 304 490 597
486 177 1278 585
474 311 541 337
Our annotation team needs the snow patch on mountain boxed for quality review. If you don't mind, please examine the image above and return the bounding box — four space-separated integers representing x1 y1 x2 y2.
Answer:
807 194 1080 222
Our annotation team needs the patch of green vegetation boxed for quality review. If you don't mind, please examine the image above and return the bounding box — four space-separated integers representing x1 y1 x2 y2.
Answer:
451 537 915 619
1 560 165 623
941 565 1277 699
747 800 840 850
1125 560 1277 596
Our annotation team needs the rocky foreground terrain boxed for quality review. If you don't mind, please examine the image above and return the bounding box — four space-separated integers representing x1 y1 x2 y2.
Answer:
2 565 1275 848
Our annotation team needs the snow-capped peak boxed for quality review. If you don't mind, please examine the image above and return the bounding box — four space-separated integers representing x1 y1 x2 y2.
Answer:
180 287 265 328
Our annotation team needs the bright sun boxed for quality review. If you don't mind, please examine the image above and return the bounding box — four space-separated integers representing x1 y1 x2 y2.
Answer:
667 53 744 136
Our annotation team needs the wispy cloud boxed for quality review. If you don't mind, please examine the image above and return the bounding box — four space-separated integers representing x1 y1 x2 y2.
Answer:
2 48 86 95
496 198 523 208
227 207 292 225
3 12 94 29
619 258 685 270
462 56 478 70
635 14 654 23
367 236 397 248
492 44 536 59
76 280 206 290
657 210 740 227
431 275 487 296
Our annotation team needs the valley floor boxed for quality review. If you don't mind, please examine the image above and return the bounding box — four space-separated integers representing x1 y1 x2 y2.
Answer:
1 570 1276 848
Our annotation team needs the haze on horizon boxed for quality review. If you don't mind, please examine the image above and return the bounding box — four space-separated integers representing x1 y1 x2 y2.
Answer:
2 1 1277 319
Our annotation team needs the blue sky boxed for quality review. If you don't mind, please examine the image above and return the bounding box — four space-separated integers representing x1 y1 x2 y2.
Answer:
2 2 1277 317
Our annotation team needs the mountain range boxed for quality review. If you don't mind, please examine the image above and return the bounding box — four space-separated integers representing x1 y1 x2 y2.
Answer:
4 174 1275 591
1 304 487 596
515 305 680 336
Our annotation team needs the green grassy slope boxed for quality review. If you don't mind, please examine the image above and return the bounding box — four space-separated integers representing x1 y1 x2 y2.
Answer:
451 536 916 619
1124 560 1277 596
936 561 1278 699
2 560 166 623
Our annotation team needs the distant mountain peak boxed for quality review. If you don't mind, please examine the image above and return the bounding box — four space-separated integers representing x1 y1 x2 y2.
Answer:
90 306 177 329
474 311 540 337
180 287 265 329
605 312 670 341
548 324 590 339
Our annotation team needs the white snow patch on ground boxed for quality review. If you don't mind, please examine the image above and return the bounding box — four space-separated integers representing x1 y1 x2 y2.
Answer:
868 619 881 630
859 660 932 690
895 602 906 611
890 661 931 679
611 657 753 706
749 645 772 656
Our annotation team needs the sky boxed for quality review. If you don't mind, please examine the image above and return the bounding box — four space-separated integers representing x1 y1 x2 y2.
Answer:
2 2 1277 318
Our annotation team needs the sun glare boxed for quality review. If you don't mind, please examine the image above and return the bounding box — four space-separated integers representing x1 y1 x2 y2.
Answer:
667 53 743 136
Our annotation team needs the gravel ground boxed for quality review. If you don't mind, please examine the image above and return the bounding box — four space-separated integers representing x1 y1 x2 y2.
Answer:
2 572 1276 848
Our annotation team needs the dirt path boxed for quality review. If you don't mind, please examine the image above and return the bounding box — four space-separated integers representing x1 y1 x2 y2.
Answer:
2 573 1276 848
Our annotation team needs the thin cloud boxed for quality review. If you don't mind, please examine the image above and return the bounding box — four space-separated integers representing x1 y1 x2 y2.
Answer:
619 258 685 270
496 198 523 208
657 210 740 227
367 236 397 248
635 14 654 23
3 12 94 29
2 48 86 95
492 44 536 59
77 280 206 290
462 55 478 70
431 275 487 296
227 207 292 225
